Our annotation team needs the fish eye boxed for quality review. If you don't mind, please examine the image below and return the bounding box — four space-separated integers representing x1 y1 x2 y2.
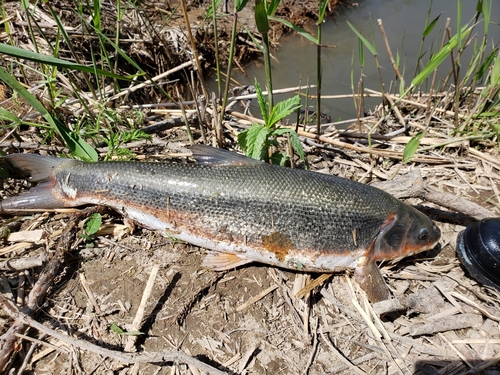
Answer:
418 228 430 241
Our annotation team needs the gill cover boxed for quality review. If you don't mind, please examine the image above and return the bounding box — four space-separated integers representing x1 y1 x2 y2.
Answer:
371 207 440 261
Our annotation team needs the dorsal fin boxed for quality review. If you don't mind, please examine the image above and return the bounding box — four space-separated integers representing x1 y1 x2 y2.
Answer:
189 145 261 166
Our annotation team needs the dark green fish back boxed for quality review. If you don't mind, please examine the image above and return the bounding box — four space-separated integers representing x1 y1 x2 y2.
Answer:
59 160 401 253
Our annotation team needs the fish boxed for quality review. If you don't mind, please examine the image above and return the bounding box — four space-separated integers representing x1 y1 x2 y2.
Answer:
0 146 440 300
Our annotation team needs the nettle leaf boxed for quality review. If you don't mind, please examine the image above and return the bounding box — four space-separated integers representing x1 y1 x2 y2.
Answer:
270 151 288 166
254 79 269 125
251 126 272 160
268 95 301 128
241 124 269 159
402 132 424 164
289 131 307 165
237 129 250 153
270 128 308 167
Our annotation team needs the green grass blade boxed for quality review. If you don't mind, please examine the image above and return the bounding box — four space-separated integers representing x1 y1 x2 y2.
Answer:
402 132 424 163
89 28 145 74
0 66 98 161
411 24 472 87
422 14 441 37
347 21 377 55
243 25 264 53
93 0 101 30
318 0 329 23
358 38 364 66
456 0 462 55
0 43 132 80
235 0 250 13
482 0 491 35
267 0 281 16
492 51 500 85
255 0 269 33
268 16 319 44
206 0 222 18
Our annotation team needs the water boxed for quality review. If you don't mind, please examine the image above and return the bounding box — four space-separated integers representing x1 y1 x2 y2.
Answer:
225 0 500 123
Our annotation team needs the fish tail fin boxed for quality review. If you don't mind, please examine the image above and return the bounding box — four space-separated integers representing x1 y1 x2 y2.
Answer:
0 154 70 214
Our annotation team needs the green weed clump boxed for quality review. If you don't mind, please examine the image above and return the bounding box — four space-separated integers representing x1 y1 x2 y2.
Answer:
238 79 305 166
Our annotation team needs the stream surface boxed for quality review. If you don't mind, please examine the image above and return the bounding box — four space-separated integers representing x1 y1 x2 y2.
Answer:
226 0 500 125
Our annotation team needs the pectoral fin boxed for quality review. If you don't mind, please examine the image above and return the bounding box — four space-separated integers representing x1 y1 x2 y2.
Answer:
202 251 253 271
354 257 391 303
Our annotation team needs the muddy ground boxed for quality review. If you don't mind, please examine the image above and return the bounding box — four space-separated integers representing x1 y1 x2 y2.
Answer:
1 0 500 374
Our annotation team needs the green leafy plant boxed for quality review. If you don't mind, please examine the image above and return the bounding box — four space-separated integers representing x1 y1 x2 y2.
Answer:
238 79 305 165
79 213 102 246
110 323 144 336
103 128 152 161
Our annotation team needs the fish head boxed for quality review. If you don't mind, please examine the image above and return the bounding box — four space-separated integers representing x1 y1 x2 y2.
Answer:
371 205 441 262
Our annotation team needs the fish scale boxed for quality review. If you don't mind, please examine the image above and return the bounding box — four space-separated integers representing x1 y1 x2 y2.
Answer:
0 146 440 280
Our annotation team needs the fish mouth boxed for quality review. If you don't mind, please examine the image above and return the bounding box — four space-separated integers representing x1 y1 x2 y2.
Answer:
388 238 441 264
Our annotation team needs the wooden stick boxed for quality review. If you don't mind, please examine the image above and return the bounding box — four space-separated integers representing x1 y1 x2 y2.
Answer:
109 60 195 101
79 273 102 315
124 264 160 352
0 253 47 271
0 206 108 372
236 284 278 312
464 351 500 375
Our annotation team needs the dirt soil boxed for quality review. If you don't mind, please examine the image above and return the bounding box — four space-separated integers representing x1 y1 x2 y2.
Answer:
1 0 500 375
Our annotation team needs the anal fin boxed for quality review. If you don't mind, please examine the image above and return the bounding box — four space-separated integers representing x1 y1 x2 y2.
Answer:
202 251 253 271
